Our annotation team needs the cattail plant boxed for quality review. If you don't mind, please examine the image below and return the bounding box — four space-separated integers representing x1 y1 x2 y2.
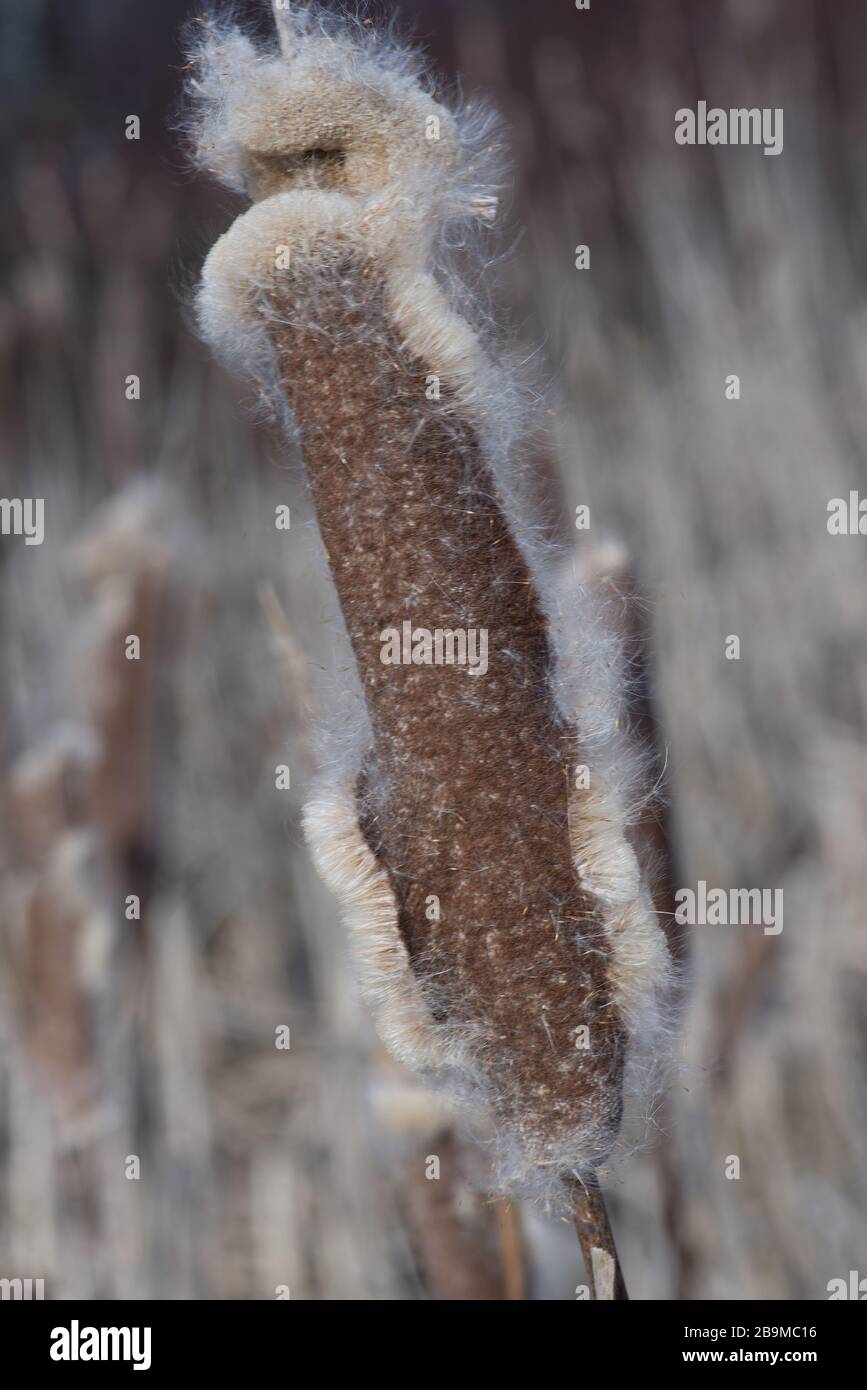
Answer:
187 0 675 1298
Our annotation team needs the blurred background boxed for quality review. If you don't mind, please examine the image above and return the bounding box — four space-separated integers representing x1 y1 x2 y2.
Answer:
1 0 867 1299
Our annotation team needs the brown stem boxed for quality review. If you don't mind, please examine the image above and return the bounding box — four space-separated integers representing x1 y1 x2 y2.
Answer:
401 1131 505 1300
568 1174 628 1300
494 1199 526 1301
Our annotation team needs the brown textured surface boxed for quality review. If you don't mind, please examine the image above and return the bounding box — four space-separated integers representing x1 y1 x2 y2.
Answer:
270 259 625 1160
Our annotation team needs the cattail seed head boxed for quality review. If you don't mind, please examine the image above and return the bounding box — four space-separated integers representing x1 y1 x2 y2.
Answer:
187 1 675 1209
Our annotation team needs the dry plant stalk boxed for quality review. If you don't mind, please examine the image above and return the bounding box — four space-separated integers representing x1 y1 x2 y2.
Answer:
3 482 186 1099
187 1 675 1298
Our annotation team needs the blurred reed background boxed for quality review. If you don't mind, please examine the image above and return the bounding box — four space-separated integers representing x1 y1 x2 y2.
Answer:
1 0 866 1299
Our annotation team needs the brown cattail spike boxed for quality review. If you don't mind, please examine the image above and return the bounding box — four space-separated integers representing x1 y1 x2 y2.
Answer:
188 1 675 1217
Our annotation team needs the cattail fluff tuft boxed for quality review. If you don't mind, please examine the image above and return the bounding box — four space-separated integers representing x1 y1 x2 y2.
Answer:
186 1 676 1217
